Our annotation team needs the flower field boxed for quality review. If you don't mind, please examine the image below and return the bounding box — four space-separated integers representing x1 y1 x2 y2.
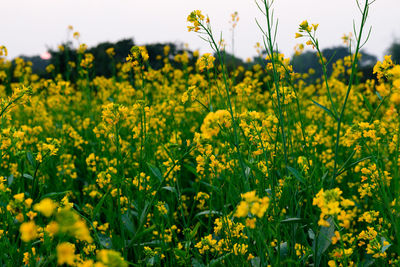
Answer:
1 0 400 266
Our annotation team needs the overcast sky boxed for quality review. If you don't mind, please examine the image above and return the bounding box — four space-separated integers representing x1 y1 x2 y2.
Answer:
1 0 399 60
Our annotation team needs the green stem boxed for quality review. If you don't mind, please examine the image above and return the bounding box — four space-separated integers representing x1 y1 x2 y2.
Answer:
201 24 249 188
332 0 370 184
310 35 339 119
263 0 288 174
114 124 126 258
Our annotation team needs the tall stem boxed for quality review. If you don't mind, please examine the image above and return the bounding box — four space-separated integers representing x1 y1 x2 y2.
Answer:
332 0 370 184
263 0 288 173
202 26 249 188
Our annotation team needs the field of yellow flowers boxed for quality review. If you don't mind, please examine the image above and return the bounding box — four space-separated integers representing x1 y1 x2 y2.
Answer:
1 0 400 266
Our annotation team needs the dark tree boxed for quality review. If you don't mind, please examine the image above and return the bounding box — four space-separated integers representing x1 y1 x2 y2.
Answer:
387 42 400 64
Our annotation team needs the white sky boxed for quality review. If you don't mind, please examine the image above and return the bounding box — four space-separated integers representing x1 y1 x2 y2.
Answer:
1 0 399 60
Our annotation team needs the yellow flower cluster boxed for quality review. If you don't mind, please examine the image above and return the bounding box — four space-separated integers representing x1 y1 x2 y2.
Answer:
196 53 215 72
56 208 93 243
313 188 355 228
295 20 319 47
126 46 149 66
235 190 270 219
33 198 58 217
195 216 248 258
101 102 129 129
200 110 231 139
187 10 205 32
0 45 7 57
80 53 94 69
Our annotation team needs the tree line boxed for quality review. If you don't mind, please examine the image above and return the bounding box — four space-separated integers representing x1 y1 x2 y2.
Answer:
10 38 400 83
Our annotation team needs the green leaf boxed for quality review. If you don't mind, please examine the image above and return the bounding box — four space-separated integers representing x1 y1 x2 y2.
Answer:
133 225 156 241
194 210 222 218
122 213 135 235
40 191 70 199
311 99 337 120
199 181 220 193
98 234 112 249
287 166 305 184
210 253 232 266
136 240 161 247
280 217 303 224
279 242 288 259
183 163 198 176
93 190 110 219
244 159 265 177
381 237 391 252
162 186 177 194
23 173 33 180
308 228 315 240
145 253 162 266
376 91 382 101
250 257 261 267
7 175 14 186
173 248 186 258
138 201 150 228
191 258 205 267
312 217 335 266
26 152 35 167
321 171 329 182
361 254 375 267
147 163 163 182
190 222 201 239
244 165 251 180
362 94 373 114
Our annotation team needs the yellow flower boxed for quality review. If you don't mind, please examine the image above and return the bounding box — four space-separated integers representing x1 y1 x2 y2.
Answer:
78 43 88 54
245 218 257 229
390 92 400 105
20 221 38 242
187 10 205 32
233 243 248 255
241 191 258 203
34 198 58 217
0 46 7 57
235 201 249 217
56 208 93 243
195 234 217 254
106 47 115 58
295 33 303 39
45 221 59 237
57 242 76 266
235 191 270 218
13 193 25 202
181 92 189 103
96 249 128 267
73 31 80 39
342 33 353 45
196 53 215 72
25 198 33 208
299 20 312 32
80 53 94 69
163 45 170 56
200 110 231 139
156 201 168 215
376 83 390 97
